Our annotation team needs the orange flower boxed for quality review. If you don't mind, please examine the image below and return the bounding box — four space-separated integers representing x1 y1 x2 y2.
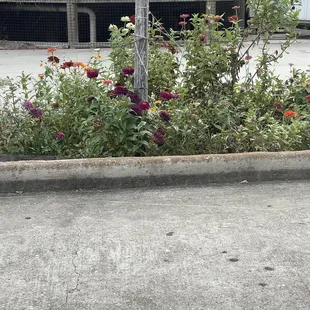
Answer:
228 15 239 23
305 94 310 101
40 62 44 67
73 61 87 68
84 67 93 72
38 74 45 79
284 110 297 118
47 47 57 54
119 100 125 103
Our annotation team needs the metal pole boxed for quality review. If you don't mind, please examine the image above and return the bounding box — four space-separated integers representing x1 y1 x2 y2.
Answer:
134 0 149 101
66 0 79 48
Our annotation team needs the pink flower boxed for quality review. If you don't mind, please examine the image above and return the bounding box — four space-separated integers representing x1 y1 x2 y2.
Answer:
56 131 65 141
180 14 189 19
244 55 252 61
179 21 187 26
232 6 240 9
103 79 113 85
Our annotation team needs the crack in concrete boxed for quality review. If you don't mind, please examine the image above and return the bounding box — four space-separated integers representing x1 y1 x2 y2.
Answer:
60 227 82 309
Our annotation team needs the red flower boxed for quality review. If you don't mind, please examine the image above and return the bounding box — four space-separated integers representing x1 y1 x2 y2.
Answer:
87 69 99 78
228 15 239 23
122 67 135 76
305 94 310 101
60 61 74 69
138 101 150 111
47 56 60 63
284 110 297 118
130 15 135 24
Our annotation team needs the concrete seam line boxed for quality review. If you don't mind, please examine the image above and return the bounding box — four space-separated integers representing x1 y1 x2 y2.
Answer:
1 151 310 182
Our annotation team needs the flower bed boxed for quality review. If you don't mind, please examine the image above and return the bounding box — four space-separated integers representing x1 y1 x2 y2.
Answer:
1 1 310 158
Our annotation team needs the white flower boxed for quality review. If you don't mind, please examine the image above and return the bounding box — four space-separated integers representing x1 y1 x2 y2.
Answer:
94 48 101 52
108 24 118 31
120 16 130 22
121 28 129 35
126 22 135 30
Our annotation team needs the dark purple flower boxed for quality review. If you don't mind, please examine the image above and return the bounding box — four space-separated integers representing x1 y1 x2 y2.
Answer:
113 86 129 96
56 131 65 141
122 67 135 76
47 56 60 63
160 92 173 101
138 101 150 111
130 104 142 115
127 91 140 103
152 130 165 146
30 107 43 118
87 96 95 103
87 69 99 79
159 110 170 122
23 100 34 111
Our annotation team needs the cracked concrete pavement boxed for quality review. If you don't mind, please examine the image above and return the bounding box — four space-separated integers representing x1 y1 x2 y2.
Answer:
0 180 310 309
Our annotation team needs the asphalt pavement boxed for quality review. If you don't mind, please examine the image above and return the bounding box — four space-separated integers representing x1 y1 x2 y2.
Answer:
1 180 309 310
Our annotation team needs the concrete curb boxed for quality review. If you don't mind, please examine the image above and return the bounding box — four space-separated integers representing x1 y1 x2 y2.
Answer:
1 151 310 193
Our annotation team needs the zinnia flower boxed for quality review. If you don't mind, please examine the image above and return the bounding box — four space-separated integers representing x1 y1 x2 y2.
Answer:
47 47 56 54
232 6 240 9
160 91 179 101
179 21 187 26
87 96 95 103
228 15 239 23
273 102 283 110
122 67 135 76
56 131 65 141
113 86 129 96
127 91 140 104
244 55 252 61
60 61 74 69
199 34 207 42
138 101 150 111
180 14 189 19
73 62 87 68
23 100 34 111
47 56 60 63
103 79 113 85
30 108 43 118
305 94 310 101
152 130 165 146
87 69 99 78
130 15 135 24
160 110 171 122
212 15 222 22
130 104 142 115
284 110 297 117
